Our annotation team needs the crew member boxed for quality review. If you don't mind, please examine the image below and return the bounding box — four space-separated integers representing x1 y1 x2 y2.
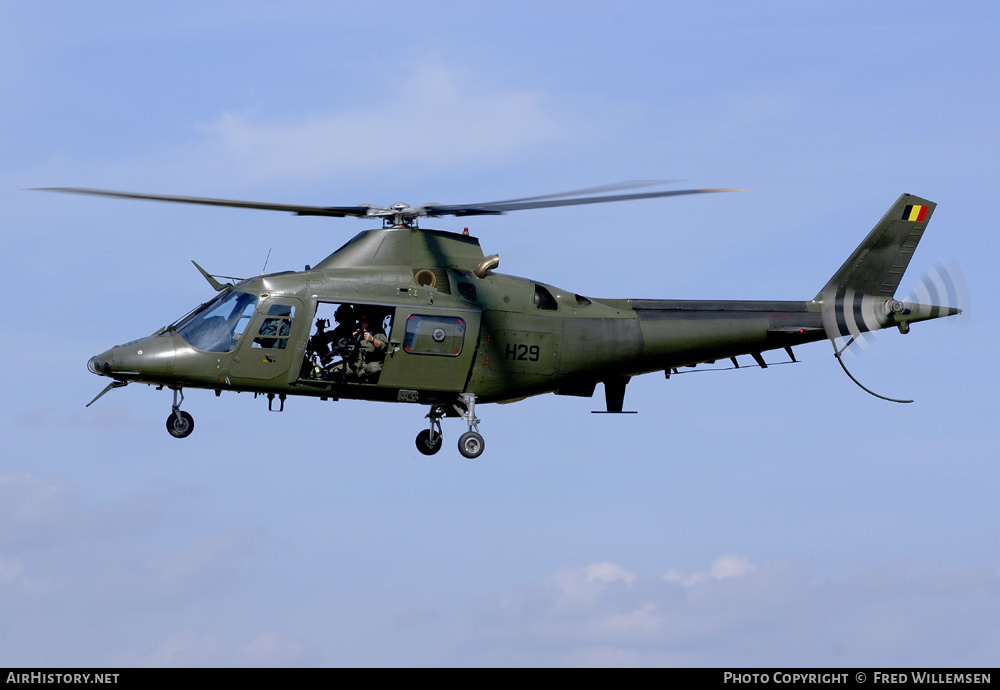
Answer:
352 310 388 382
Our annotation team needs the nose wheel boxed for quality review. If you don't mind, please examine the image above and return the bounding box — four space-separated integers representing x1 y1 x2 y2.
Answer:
165 388 195 439
166 410 195 438
414 394 486 458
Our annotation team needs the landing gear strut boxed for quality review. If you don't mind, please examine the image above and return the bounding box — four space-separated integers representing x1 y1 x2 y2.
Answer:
414 394 486 458
455 393 485 459
166 388 194 439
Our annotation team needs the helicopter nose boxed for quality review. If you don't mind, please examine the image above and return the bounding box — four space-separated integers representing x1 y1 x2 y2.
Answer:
87 335 177 379
88 352 114 377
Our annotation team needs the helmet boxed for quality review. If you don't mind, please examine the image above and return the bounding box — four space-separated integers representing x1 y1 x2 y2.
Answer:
334 304 355 323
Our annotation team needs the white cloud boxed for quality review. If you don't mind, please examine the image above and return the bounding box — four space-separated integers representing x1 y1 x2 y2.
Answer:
583 602 660 637
141 629 223 667
664 553 757 587
545 562 635 611
469 556 1000 666
583 561 638 585
184 64 567 186
239 630 307 665
545 561 637 611
2 467 997 666
0 472 283 665
10 63 588 194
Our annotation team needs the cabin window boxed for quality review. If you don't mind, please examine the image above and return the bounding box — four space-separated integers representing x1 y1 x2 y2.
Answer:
177 290 258 353
457 282 477 302
402 314 466 356
252 304 295 349
533 284 558 311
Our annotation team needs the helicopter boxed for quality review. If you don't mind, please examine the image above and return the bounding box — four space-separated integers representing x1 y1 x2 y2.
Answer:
52 183 961 458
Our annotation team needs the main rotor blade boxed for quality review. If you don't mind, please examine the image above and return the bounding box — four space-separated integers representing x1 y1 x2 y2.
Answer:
426 187 745 216
35 187 375 218
37 184 745 222
470 180 681 206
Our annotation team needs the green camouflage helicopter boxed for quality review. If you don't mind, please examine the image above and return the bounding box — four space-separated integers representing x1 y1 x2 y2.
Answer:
54 184 961 458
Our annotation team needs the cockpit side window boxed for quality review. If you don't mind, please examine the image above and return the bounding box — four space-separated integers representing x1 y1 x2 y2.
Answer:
177 291 258 352
533 284 558 311
252 304 295 349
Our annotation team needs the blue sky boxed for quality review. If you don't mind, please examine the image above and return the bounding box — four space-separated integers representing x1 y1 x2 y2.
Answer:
2 1 997 666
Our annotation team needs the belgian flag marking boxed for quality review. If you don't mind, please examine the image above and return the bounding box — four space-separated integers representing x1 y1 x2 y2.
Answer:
902 204 928 222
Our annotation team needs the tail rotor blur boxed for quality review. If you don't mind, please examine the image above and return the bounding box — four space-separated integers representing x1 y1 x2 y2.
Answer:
819 261 967 404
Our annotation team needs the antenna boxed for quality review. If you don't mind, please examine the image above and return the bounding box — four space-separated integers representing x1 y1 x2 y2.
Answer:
261 248 272 275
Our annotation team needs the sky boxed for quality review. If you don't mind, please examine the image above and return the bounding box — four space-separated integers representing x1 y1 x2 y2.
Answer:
2 0 998 667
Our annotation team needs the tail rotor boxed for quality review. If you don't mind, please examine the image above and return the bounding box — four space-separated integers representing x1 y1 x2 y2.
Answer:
814 194 967 403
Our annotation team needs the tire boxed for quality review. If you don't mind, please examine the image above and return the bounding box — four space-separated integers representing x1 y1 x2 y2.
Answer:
415 429 442 456
457 431 485 459
166 410 195 438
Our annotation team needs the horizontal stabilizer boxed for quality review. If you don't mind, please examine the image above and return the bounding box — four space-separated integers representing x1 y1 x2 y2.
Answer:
767 326 824 334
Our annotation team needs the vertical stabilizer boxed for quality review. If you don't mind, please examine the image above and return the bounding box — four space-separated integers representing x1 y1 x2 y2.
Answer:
815 194 942 341
815 193 935 301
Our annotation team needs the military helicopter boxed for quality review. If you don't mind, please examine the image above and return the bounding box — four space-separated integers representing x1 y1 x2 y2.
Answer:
50 183 961 458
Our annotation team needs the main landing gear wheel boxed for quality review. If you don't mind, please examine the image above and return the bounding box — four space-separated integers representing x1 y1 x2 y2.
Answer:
166 410 194 438
458 431 485 459
415 429 442 456
418 396 487 458
454 393 485 459
416 405 446 456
